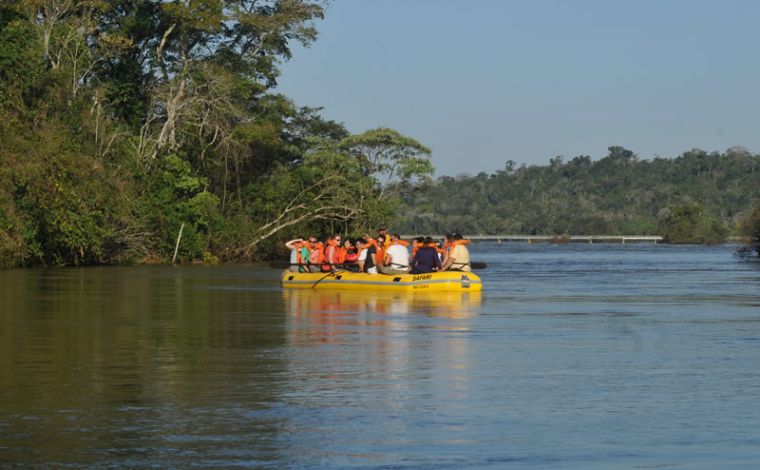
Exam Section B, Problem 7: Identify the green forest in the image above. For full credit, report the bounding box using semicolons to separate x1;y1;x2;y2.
1;1;759;269
0;1;433;268
398;147;760;246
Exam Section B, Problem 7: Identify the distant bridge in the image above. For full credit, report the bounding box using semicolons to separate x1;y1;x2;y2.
401;235;663;244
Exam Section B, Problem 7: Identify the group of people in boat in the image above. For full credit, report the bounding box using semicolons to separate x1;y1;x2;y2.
285;227;471;275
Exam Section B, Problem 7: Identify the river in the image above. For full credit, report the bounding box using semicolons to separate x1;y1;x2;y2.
1;243;759;468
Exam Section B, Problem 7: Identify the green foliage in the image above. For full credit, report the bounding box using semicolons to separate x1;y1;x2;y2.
340;127;434;191
0;0;355;268
740;205;760;242
398;146;760;241
237;136;392;252
657;203;728;245
738;205;760;259
0;119;127;266
0;18;46;113
137;155;222;262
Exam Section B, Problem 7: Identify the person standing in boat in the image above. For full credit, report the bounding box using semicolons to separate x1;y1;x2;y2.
441;232;471;272
410;236;442;274
378;234;410;274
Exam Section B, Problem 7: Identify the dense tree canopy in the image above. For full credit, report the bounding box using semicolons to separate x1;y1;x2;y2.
397;146;760;244
0;0;431;267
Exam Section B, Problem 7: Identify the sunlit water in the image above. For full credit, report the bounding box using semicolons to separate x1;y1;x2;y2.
1;243;760;468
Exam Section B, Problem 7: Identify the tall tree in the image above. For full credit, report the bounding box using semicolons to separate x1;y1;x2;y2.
340;127;433;201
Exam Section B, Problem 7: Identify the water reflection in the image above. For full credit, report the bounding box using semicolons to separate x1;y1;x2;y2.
284;289;482;319
0;267;291;467
3;247;760;468
282;289;482;377
279;288;483;460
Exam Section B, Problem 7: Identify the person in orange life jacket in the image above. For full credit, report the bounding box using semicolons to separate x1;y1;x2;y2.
284;238;310;272
411;237;425;258
440;233;456;263
410;236;442;274
338;238;352;264
307;237;323;272
378;233;410;275
343;238;358;263
322;234;342;272
441;232;471;272
366;226;391;250
362;235;382;274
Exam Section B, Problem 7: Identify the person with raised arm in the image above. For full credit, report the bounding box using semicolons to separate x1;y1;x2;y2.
284;238;311;272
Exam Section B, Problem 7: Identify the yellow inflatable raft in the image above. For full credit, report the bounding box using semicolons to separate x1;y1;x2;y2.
280;270;482;292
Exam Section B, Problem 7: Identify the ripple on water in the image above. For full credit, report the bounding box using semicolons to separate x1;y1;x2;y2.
1;246;760;468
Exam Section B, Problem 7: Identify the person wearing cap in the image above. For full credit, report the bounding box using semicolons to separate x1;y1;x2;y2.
441;232;471;272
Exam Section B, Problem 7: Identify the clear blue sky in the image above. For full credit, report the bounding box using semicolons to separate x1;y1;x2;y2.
276;0;760;176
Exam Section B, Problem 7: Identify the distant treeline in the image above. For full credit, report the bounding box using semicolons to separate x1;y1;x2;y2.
397;146;760;244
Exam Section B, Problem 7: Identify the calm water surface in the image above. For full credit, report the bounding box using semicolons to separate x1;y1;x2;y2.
1;243;760;468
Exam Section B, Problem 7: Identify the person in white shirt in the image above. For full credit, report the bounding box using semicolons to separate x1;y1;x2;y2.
378;234;410;274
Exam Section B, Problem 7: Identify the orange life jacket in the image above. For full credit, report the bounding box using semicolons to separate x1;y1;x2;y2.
325;239;339;260
412;240;422;257
336;246;347;264
309;242;324;264
320;240;340;271
324;240;346;265
344;249;358;263
442;239;469;258
444;239;470;260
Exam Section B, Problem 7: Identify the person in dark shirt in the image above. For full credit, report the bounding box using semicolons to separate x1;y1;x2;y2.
362;237;379;274
410;236;442;274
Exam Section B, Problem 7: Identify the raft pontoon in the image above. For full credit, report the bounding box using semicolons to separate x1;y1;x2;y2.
281;270;482;292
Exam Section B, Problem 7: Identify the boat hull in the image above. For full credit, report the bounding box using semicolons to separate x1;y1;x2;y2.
280;270;482;292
